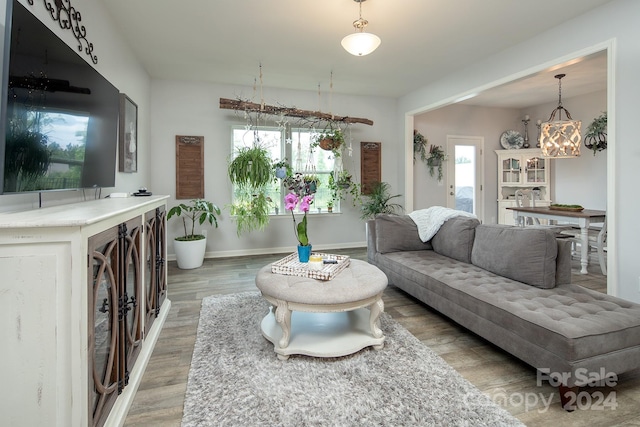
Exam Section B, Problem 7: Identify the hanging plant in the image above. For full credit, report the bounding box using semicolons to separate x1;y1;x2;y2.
583;112;607;155
413;130;428;163
311;124;345;159
272;158;293;181
228;146;273;235
229;192;271;236
228;146;273;187
427;145;447;181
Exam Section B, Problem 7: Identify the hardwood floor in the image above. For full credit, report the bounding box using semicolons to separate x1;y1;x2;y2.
124;249;640;426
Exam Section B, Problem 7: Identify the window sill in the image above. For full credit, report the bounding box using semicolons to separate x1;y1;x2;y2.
271;211;341;217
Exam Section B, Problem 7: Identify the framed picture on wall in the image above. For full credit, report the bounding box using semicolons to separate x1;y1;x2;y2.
119;94;138;173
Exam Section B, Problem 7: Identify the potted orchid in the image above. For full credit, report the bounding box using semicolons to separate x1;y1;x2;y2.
284;173;315;262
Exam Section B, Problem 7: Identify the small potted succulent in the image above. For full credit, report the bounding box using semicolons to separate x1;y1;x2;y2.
168;199;221;269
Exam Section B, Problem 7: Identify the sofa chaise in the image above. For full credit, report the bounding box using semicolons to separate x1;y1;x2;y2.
366;214;640;409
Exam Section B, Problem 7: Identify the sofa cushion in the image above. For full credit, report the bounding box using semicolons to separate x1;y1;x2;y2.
375;214;432;253
431;216;479;263
471;224;557;289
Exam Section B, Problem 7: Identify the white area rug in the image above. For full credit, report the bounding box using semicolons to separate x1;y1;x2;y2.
182;292;523;426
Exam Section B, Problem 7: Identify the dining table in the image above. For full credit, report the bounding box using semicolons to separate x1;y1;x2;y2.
506;206;606;274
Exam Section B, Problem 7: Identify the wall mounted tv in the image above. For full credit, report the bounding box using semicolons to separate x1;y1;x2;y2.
0;0;119;194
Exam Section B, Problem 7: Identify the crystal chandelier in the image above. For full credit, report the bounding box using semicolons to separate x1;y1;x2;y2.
341;0;381;56
540;74;581;158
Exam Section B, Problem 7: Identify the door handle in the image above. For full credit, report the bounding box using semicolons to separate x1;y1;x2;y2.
450;192;454;196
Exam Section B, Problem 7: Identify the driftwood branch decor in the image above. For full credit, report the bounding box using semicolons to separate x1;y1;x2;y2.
219;98;373;126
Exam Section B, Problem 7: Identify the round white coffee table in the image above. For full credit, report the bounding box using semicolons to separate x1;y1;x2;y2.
255;259;388;360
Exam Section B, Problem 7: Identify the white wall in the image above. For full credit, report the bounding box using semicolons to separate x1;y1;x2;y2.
399;0;639;302
413;104;523;223
150;80;399;257
0;0;151;211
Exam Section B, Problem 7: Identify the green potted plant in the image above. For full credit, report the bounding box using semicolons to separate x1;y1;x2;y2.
313;128;345;157
584;112;607;155
360;181;403;220
328;170;361;207
168;199;221;269
426;145;447;181
273;158;293;181
228;145;273;235
303;174;320;193
336;170;352;188
327;200;334;213
229;192;271;236
413;130;428;163
228;146;273;188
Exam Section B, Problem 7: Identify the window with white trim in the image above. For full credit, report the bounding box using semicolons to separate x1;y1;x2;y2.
231;126;337;213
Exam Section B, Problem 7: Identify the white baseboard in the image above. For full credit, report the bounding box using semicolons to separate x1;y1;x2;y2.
166;241;367;261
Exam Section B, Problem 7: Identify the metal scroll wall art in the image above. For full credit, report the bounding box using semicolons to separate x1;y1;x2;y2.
27;0;98;64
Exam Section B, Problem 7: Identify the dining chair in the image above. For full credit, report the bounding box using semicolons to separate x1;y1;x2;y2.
561;217;608;275
514;190;574;237
514;189;542;226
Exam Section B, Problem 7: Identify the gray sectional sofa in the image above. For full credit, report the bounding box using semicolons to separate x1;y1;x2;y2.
367;214;640;409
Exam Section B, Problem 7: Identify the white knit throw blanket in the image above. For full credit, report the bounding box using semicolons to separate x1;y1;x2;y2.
408;206;477;242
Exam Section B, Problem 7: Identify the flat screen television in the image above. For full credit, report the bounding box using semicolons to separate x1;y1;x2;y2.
0;0;119;194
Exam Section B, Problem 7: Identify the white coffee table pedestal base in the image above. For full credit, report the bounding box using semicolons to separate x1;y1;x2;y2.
255;259;388;360
261;303;385;360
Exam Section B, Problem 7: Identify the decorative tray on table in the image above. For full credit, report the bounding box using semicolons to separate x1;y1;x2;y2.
549;204;584;212
271;252;350;281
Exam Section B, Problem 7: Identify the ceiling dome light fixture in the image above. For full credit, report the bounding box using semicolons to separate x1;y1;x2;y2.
341;0;381;56
540;73;582;158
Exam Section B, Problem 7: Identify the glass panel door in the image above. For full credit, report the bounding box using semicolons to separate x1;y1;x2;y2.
446;136;484;219
88;228;119;427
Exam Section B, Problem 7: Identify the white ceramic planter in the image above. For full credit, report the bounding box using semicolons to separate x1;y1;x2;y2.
174;237;207;269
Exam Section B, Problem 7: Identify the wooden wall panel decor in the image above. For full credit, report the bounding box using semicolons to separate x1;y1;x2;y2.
176;135;204;199
360;142;381;195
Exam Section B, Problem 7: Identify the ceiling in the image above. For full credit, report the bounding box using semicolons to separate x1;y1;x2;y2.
100;0;611;107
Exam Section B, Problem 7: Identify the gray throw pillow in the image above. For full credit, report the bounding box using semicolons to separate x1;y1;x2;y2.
375;214;432;253
471;224;558;289
430;217;480;263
